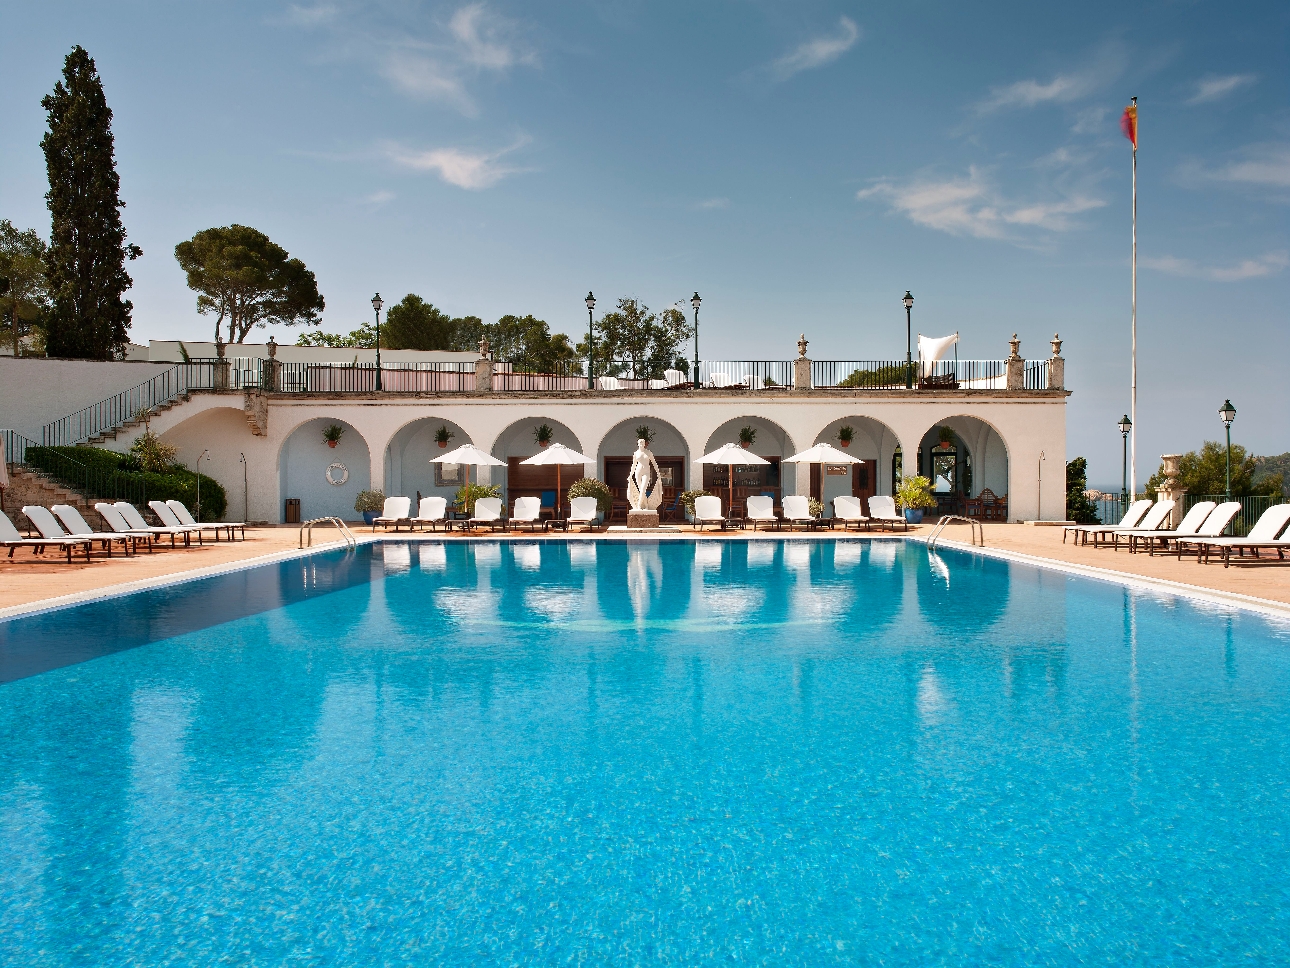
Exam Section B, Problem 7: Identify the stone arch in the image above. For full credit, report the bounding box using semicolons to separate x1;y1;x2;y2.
910;414;1011;515
383;416;475;505
488;417;589;511
593;415;692;499
277;416;371;523
156;405;257;522
809;414;904;505
701;415;799;509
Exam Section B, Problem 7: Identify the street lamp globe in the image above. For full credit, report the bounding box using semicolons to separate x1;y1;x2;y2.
902;291;914;310
1219;400;1236;427
1118;414;1132;436
691;292;701;310
585;292;596;311
371;293;383;313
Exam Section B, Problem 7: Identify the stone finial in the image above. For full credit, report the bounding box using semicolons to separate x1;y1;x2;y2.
266;335;277;359
1160;454;1182;482
478;336;491;360
797;334;809;359
1050;333;1063;358
1007;334;1021;361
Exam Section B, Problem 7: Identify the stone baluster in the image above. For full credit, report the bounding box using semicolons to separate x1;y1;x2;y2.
793;334;812;391
475;336;494;393
1047;333;1064;390
1005;334;1025;390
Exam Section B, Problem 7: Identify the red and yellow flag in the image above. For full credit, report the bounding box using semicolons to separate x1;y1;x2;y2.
1120;102;1138;149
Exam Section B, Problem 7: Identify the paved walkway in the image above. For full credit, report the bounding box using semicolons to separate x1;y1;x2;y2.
2;521;1287;613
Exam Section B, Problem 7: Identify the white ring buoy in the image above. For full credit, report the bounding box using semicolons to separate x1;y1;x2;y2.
326;462;349;486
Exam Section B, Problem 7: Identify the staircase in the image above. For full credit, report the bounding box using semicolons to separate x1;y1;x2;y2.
42;362;215;447
2;466;106;532
85;392;191;446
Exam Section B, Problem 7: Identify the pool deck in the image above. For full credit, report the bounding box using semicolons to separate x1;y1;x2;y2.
2;521;1289;615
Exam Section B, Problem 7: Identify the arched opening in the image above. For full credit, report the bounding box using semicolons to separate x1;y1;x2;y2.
702;417;796;515
595;416;691;517
913;415;1010;520
158;406;256;522
384;417;474;507
810;415;902;513
489;418;588;517
277;417;371;523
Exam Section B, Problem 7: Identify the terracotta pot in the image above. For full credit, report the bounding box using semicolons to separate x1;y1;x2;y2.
839;439;850;448
539;439;549;447
437;440;447;448
327;440;338;448
740;441;750;449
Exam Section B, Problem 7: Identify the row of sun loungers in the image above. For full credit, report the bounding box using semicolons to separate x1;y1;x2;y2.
1;501;246;563
1063;499;1290;566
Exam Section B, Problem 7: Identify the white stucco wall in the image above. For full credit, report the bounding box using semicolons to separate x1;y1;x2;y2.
0;358;173;439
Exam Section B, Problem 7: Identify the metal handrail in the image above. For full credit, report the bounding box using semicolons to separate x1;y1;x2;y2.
299;516;357;549
927;514;984;549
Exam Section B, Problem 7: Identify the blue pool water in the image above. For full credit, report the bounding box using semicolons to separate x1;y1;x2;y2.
2;539;1289;965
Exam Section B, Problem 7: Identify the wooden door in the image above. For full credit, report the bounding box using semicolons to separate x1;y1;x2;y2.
852;460;876;504
809;463;822;501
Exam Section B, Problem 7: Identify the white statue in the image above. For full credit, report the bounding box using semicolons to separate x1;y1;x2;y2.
627;438;663;511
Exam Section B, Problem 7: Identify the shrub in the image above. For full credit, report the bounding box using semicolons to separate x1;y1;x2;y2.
808;498;824;517
837;363;906;388
454;482;501;514
23;445;226;520
895;475;936;510
1065;458;1100;524
567;477;612;514
354;489;385;513
679;489;709;515
130;430;179;472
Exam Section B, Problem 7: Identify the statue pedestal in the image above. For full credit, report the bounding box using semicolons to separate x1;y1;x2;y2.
627;510;660;529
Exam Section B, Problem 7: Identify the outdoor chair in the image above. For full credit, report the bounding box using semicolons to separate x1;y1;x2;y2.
782;495;819;530
93;503;159;553
659;494;684;523
148;501;212;543
706;372;732;388
692;495;728;531
833;495;871;531
410;496;449;531
26;505;122;558
510;496;545;532
663;369;688;387
53;504;147;556
467;497;505;531
1063;499;1152;545
121;502;197;546
568;496;600;531
1169;502;1242;560
867;495;909;531
1184;503;1290;567
597;376;622;390
0;509;93;562
371;496;413;531
167;500;245;540
1123;500;1215;555
1109;499;1176;550
744;495;778;531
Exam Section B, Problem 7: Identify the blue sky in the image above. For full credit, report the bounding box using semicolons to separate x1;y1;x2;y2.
1;1;1286;486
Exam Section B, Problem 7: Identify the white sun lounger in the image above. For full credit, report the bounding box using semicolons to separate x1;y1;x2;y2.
510;496;545;532
1;509;93;562
692;495;728;531
867;495;909;532
147;501;209;543
833;495;871;531
52;504;145;556
567;496;599;531
1185;503;1290;567
118;502;196;546
1108;499;1176;550
1124;500;1215;555
1169;502;1242;560
92;503;159;553
410;496;449;531
782;495;820;530
467;497;505;531
371;496;413;531
663;369;688;387
166;500;246;540
744;495;778;531
1063;499;1152;545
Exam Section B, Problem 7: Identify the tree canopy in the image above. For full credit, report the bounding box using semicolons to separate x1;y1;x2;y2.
382;294;460;350
1147;441;1283;497
174;224;324;343
0;220;51;355
1065;457;1099;523
296;323;378;348
41;46;141;359
576;297;692;378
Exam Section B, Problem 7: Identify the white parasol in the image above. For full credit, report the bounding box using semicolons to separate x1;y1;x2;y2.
429;443;505;489
918;332;959;378
695;442;770;514
520;443;595;519
784;442;862;465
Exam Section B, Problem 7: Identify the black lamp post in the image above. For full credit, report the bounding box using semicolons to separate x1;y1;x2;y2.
371;293;384;391
1118;414;1132;512
585;292;596;390
1219;399;1236;500
902;291;914;389
691;292;702;389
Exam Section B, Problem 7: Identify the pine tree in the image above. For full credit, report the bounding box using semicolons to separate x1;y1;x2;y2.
41;46;141;359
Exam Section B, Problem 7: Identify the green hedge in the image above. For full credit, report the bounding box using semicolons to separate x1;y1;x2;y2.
24;446;227;521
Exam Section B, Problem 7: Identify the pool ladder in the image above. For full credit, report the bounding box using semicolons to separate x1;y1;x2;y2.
927;515;984;549
299;517;357;550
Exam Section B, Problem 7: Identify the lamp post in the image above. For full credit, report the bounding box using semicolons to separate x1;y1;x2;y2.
1219;399;1236;500
1118;414;1132;513
691;292;702;389
371;293;384;391
902;291;914;389
196;449;209;521
585;292;596;390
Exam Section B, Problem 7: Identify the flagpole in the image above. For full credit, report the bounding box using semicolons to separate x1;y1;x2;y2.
1130;96;1138;500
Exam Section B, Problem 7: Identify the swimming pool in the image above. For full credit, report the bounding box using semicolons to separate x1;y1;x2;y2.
2;539;1288;964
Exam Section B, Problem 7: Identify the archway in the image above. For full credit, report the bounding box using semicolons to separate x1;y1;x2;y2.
702;416;797;513
595;416;691;513
384;416;474;507
278;417;371;522
809;415;902;512
913;415;1010;519
158;405;257;522
489;417;588;516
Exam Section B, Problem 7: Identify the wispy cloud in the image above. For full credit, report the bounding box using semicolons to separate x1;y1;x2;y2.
449;3;533;70
769;16;859;81
1143;250;1288;282
857;166;1104;242
1208;143;1290;188
283;3;337;27
381;48;475;111
363;190;395;205
1187;73;1256;105
974;42;1125;114
386;136;530;189
696;197;730;210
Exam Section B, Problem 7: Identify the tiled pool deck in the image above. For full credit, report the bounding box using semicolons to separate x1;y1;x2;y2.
3;522;1289;617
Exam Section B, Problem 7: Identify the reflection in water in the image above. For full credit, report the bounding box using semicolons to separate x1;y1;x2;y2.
747;542;775;568
833;542;863;568
569;542;596;569
472;543;501;569
783;543;810;572
513;544;542;572
868;541;897;569
694;542;723;570
383;544;412;575
419;543;447;572
927;550;950;586
916;662;955;727
626;546;663;624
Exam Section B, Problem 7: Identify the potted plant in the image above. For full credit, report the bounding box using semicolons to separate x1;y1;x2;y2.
322;424;345;448
896;475;936;524
635;424;655;444
453;482;502;515
354;489;385;525
836;425;854;448
808;497;825;519
738;426;756;449
533;423;554;448
434;425;455;448
679;489;709;523
937;426;955;450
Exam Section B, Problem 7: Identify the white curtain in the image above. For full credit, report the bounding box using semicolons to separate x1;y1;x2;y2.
918;333;959;377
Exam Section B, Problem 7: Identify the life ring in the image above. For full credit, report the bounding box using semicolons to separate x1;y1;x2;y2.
326;462;349;486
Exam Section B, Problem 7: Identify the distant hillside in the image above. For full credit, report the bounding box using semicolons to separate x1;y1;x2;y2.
1253;452;1290;495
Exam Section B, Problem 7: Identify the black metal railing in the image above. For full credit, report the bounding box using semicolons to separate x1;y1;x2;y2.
41;363;215;446
2;429;37;468
495;360;589;391
1184;493;1285;538
695;361;793;389
813;361;911;389
19;445;149;505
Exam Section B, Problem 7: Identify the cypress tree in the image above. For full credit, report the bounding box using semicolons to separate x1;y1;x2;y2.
41;46;141;359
